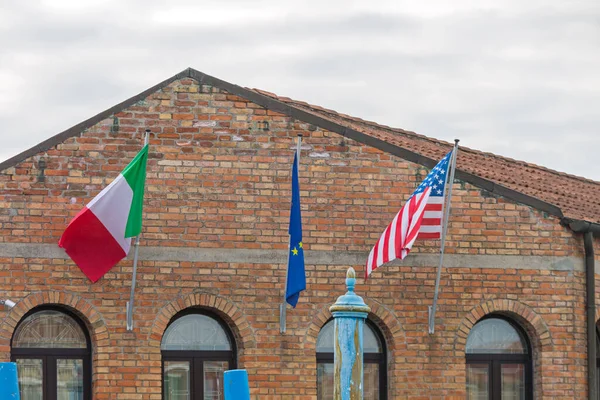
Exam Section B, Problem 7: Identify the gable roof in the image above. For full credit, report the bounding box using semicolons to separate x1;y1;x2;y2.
1;67;599;231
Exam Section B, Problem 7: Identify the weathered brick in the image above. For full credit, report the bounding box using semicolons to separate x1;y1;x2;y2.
0;77;594;399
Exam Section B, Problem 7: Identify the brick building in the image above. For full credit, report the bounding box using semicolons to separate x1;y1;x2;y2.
1;68;599;399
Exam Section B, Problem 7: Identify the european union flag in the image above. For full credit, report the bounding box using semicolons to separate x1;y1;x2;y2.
285;151;305;307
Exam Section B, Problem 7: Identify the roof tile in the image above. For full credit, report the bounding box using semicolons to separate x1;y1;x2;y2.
2;68;598;225
255;89;600;224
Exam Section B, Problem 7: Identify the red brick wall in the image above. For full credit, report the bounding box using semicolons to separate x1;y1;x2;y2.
0;78;594;399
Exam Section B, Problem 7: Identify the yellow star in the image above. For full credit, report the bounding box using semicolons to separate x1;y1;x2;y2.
299;242;303;248
291;247;298;256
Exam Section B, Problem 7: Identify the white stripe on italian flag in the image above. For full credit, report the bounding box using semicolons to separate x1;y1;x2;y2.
59;145;148;282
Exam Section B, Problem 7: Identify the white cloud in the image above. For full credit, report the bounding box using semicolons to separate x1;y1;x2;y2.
0;0;599;181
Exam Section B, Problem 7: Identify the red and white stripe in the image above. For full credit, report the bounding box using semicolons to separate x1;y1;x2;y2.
366;187;442;278
417;195;444;239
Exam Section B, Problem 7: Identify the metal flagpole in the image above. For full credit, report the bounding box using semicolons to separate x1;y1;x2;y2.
428;139;459;334
126;129;150;331
280;134;302;334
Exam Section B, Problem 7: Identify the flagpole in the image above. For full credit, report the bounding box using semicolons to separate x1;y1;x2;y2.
280;134;302;334
126;129;150;331
428;139;459;334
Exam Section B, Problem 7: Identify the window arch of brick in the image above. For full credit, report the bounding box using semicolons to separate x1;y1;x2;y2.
0;291;110;385
304;298;406;398
148;292;256;364
455;299;553;397
304;299;404;352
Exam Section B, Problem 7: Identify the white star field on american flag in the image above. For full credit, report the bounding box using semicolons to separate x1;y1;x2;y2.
412;152;451;198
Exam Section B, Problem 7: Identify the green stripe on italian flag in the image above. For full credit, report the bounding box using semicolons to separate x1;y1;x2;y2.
59;145;148;282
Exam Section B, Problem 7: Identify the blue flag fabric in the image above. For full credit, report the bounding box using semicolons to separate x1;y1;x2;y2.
285;151;306;307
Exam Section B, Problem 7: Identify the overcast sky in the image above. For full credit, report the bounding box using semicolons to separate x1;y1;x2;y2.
1;0;599;180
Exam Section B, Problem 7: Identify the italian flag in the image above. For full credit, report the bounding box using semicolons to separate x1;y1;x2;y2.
59;145;148;282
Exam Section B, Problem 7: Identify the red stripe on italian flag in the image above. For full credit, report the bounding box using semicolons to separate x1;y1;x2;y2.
59;145;148;282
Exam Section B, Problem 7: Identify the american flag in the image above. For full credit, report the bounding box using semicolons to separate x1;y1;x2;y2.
366;151;453;278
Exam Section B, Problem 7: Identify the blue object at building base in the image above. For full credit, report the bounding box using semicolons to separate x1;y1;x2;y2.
0;362;20;399
224;369;250;400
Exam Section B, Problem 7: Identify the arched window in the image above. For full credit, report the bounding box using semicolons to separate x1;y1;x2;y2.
11;307;91;399
316;319;387;400
161;310;236;400
466;316;532;400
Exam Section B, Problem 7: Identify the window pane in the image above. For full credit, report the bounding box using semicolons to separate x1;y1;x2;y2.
204;361;227;400
161;314;231;351
467;364;489;400
501;364;525;400
364;363;380;400
317;362;334;400
13;310;87;348
16;358;43;400
317;362;379;399
316;321;335;353
317;320;382;353
466;319;527;354
164;361;190;400
57;359;84;400
364;325;382;353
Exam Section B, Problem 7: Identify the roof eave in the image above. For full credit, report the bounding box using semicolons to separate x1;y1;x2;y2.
0;67;576;231
0;69;191;172
563;218;600;236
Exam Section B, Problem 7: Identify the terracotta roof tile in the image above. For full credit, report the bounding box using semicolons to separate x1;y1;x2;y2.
253;89;600;224
3;69;597;226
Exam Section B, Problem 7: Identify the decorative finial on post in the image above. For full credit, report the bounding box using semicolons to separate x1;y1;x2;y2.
346;267;356;292
329;267;371;399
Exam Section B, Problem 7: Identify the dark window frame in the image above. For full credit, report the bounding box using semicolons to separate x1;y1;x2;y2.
10;305;92;400
316;319;388;400
465;315;533;400
161;308;237;400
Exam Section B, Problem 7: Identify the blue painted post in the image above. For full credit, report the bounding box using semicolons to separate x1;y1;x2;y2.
329;267;371;400
224;369;250;400
0;362;20;399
